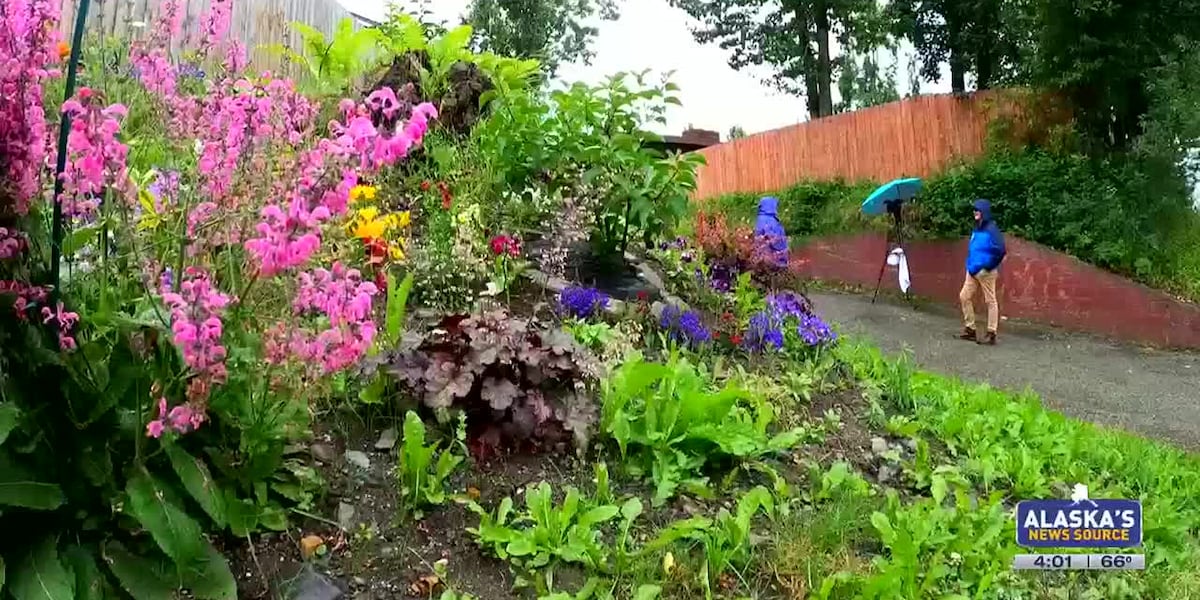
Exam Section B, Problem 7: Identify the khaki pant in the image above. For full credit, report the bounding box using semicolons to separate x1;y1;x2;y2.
960;269;999;333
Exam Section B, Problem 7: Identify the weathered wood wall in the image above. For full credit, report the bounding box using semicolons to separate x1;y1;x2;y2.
57;0;358;76
693;92;1016;200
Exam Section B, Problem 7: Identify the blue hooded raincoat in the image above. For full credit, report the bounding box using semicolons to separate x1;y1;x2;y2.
754;196;789;267
966;199;1007;276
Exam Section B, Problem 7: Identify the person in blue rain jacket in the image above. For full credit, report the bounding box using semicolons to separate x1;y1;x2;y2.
959;199;1007;345
754;196;789;268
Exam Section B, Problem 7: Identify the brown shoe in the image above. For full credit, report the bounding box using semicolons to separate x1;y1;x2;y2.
958;327;977;341
978;331;996;345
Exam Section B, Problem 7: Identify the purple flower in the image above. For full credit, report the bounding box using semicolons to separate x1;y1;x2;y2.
558;286;610;319
767;291;813;318
160;267;174;293
147;169;180;207
742;311;784;353
659;304;711;348
797;313;837;346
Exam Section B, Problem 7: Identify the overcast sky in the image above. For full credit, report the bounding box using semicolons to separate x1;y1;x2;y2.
336;0;951;137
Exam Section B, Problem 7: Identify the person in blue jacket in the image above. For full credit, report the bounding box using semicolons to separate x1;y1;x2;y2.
754;196;788;269
959;199;1007;345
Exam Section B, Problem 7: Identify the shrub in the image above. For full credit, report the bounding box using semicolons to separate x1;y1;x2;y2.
385;309;600;450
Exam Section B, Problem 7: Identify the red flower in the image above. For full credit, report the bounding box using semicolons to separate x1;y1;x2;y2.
721;311;734;322
730;334;743;345
637;290;649;302
489;235;521;257
374;270;387;290
420;180;431;191
442;195;452;210
364;237;388;265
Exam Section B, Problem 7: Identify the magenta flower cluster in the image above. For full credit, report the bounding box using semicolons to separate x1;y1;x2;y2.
285;262;380;374
161;268;232;404
0;227;27;259
0;0;62;214
59;90;131;220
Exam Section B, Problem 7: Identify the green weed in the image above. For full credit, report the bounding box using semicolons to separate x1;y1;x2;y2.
396;411;466;519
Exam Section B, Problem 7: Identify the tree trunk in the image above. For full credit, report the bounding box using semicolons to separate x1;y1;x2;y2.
815;2;834;117
949;50;967;94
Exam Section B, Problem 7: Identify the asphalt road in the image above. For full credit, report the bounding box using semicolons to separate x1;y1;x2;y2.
810;291;1200;450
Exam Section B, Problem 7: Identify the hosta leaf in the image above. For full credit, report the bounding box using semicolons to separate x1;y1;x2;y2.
0;456;64;510
10;538;73;600
124;471;206;566
179;543;236;600
0;403;21;446
62;546;104;600
102;542;180;600
164;443;227;527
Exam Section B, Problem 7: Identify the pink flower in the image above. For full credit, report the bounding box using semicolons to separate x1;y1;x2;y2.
161;269;231;400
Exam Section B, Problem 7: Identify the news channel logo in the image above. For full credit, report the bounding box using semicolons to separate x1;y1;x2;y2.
1015;484;1142;548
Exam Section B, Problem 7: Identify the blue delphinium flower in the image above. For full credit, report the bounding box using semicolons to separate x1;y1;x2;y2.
767;291;813;318
558;286;610;319
742;310;784;353
659;304;711;348
797;312;837;346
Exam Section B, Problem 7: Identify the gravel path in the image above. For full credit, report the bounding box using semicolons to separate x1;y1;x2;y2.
810;291;1200;450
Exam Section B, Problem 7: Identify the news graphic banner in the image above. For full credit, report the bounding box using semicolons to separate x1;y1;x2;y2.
1012;484;1144;571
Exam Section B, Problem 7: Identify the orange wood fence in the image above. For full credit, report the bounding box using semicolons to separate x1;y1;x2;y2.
693;92;1015;200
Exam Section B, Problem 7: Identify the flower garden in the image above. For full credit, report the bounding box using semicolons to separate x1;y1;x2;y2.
1;2;1199;599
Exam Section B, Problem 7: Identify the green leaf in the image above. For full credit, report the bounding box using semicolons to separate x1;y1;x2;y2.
930;474;948;505
0;457;65;510
0;555;5;593
0;403;20;446
869;512;895;542
164;443;227;527
10;538;74;600
124;471;206;566
102;542;180;600
179;543;236;600
633;584;663;600
385;272;414;344
62;547;103;600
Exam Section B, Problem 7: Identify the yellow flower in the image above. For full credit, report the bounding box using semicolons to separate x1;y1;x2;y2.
353;219;387;240
396;211;411;228
350;185;377;202
356;206;379;222
389;245;405;261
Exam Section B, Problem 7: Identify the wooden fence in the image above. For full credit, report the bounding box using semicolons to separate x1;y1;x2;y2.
692;91;1017;201
57;0;357;77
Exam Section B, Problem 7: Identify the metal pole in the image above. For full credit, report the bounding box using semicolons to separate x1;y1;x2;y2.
50;0;93;296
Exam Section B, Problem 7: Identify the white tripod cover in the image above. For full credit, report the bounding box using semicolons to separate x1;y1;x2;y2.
887;247;911;293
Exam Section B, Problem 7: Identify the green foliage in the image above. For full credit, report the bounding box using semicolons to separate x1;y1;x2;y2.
564;320;615;354
699;179;878;240
646;486;776;599
599;352;803;505
474;72;706;259
386;309;600;449
268;18;386;95
465;481;624;594
396;411;466;519
467;0;620;77
888;0;1026;93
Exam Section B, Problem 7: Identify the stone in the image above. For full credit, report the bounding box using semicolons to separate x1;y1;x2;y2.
352;577;367;587
870;437;889;455
337;502;357;531
374;428;398;451
877;464;898;484
281;565;343;600
345;450;370;470
902;438;919;453
310;443;337;464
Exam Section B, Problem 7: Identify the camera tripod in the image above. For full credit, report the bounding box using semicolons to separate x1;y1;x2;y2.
871;199;910;304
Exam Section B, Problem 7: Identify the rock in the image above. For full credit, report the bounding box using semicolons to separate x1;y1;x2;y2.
870;437;889;455
337;502;357;531
902;438;918;453
345;450;370;470
877;464;898;484
300;535;325;560
310;443;337;464
281;565;343;600
352;577;367;587
374;428;398;451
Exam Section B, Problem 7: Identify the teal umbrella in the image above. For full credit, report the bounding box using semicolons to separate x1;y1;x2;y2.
861;178;923;216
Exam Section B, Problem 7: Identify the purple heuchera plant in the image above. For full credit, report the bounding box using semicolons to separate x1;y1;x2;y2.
659;304;711;348
558;286;610;319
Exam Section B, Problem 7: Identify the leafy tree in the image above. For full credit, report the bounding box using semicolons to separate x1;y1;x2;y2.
1031;0;1200;152
466;0;620;77
836;50;900;112
667;0;886;119
888;0;1026;94
727;125;747;140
